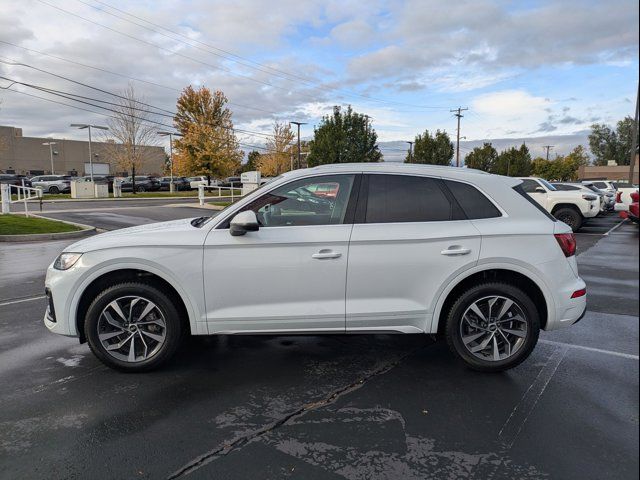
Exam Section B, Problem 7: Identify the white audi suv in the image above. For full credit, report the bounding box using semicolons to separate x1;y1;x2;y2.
44;164;587;372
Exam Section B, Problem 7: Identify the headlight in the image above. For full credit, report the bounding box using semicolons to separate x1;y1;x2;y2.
54;252;83;270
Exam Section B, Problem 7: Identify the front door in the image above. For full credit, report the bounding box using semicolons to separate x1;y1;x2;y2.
203;174;358;333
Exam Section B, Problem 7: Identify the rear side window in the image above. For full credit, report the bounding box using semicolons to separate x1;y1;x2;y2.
513;184;557;221
593;182;607;189
444;180;501;219
365;174;453;223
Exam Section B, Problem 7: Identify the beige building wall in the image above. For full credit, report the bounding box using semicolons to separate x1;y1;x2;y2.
0;125;166;176
578;158;639;184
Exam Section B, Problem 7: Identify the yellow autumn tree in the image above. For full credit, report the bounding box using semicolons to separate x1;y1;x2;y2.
172;86;243;180
256;122;295;176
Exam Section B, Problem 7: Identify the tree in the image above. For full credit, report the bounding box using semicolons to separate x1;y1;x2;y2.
532;145;590;181
494;143;532;176
242;150;261;173
256;122;295;176
588;116;638;165
307;106;382;166
464;142;498;172
104;84;159;193
405;129;454;165
172;86;243;183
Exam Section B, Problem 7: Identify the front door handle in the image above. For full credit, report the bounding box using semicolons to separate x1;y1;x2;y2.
441;246;471;256
312;249;342;260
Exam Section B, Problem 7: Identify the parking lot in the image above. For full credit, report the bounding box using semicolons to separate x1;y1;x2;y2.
0;207;637;479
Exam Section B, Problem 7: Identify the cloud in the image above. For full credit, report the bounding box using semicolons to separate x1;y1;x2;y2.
472;90;550;117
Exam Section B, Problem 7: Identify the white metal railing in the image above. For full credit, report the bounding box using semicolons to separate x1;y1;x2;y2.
1;183;43;217
197;183;242;206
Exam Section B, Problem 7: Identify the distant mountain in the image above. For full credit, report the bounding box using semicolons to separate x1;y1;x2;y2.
379;132;590;163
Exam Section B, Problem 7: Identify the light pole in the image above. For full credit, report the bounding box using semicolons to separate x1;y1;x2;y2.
42;141;57;174
406;141;414;163
290;121;307;169
158;131;182;193
70;124;108;181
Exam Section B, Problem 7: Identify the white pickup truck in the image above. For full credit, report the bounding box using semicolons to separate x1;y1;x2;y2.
518;177;599;231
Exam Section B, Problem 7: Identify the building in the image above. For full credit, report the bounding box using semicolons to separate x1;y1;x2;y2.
0;125;167;176
578;157;639;184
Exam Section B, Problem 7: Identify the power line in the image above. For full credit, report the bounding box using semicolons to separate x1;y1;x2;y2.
0;40;282;116
2;86;281;154
78;0;451;111
37;0;450;112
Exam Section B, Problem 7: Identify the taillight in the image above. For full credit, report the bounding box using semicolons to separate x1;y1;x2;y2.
616;191;622;203
554;233;576;257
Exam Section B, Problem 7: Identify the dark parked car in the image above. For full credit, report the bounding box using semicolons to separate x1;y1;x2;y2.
159;176;190;191
0;174;32;188
119;176;161;192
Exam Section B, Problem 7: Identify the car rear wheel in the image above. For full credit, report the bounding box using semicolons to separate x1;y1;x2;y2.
445;282;540;372
85;282;183;372
136;186;146;192
553;207;582;232
49;185;60;194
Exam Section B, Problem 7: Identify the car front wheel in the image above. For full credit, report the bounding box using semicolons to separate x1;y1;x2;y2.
445;282;540;372
553;207;582;232
49;185;59;194
85;282;183;372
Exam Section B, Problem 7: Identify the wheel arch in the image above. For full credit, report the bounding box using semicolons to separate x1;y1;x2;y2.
551;203;583;217
72;265;200;343
431;264;553;335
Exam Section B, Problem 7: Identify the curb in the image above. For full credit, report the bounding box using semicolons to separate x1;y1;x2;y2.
0;214;97;243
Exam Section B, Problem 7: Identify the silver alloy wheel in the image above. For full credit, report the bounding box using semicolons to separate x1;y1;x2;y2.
97;295;166;363
459;295;528;362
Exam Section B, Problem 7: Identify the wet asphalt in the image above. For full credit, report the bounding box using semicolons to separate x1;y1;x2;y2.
0;206;637;479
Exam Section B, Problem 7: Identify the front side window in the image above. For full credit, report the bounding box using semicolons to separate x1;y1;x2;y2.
222;174;355;228
364;174;453;223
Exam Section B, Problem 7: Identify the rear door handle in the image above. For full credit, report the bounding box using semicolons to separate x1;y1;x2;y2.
312;249;342;260
441;246;471;256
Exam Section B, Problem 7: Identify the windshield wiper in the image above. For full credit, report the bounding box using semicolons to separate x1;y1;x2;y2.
190;216;210;228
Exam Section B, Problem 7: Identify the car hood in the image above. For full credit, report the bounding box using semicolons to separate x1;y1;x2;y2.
65;218;209;252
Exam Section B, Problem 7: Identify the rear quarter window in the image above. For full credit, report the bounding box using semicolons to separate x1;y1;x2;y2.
444;180;501;219
513;184;557;221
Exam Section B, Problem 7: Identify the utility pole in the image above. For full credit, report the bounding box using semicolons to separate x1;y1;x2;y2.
42;141;57;174
451;107;468;167
71;124;109;182
628;81;639;185
543;145;554;161
158;131;183;193
406;141;414;163
290;121;307;169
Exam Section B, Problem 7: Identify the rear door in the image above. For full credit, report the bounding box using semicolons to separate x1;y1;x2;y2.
345;174;481;333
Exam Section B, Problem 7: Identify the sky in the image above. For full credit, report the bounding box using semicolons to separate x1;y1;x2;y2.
0;0;638;162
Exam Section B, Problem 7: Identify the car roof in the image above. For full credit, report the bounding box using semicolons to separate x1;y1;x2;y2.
281;162;519;183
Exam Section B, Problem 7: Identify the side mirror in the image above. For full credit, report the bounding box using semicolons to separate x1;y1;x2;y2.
534;187;546;193
230;210;259;236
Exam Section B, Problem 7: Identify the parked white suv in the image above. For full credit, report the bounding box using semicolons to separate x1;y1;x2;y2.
45;164;587;373
29;175;72;194
518;177;599;231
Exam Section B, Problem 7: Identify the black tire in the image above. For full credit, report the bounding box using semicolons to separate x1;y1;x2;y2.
553;207;583;232
85;282;183;372
49;185;60;194
445;282;540;372
136;186;146;192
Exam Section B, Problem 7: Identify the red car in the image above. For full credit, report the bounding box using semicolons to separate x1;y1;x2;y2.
619;191;639;224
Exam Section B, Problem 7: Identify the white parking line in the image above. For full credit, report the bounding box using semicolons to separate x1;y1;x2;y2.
0;295;46;307
604;219;626;236
540;339;638;360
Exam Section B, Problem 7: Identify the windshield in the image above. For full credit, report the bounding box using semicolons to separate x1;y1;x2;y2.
539;179;557;191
